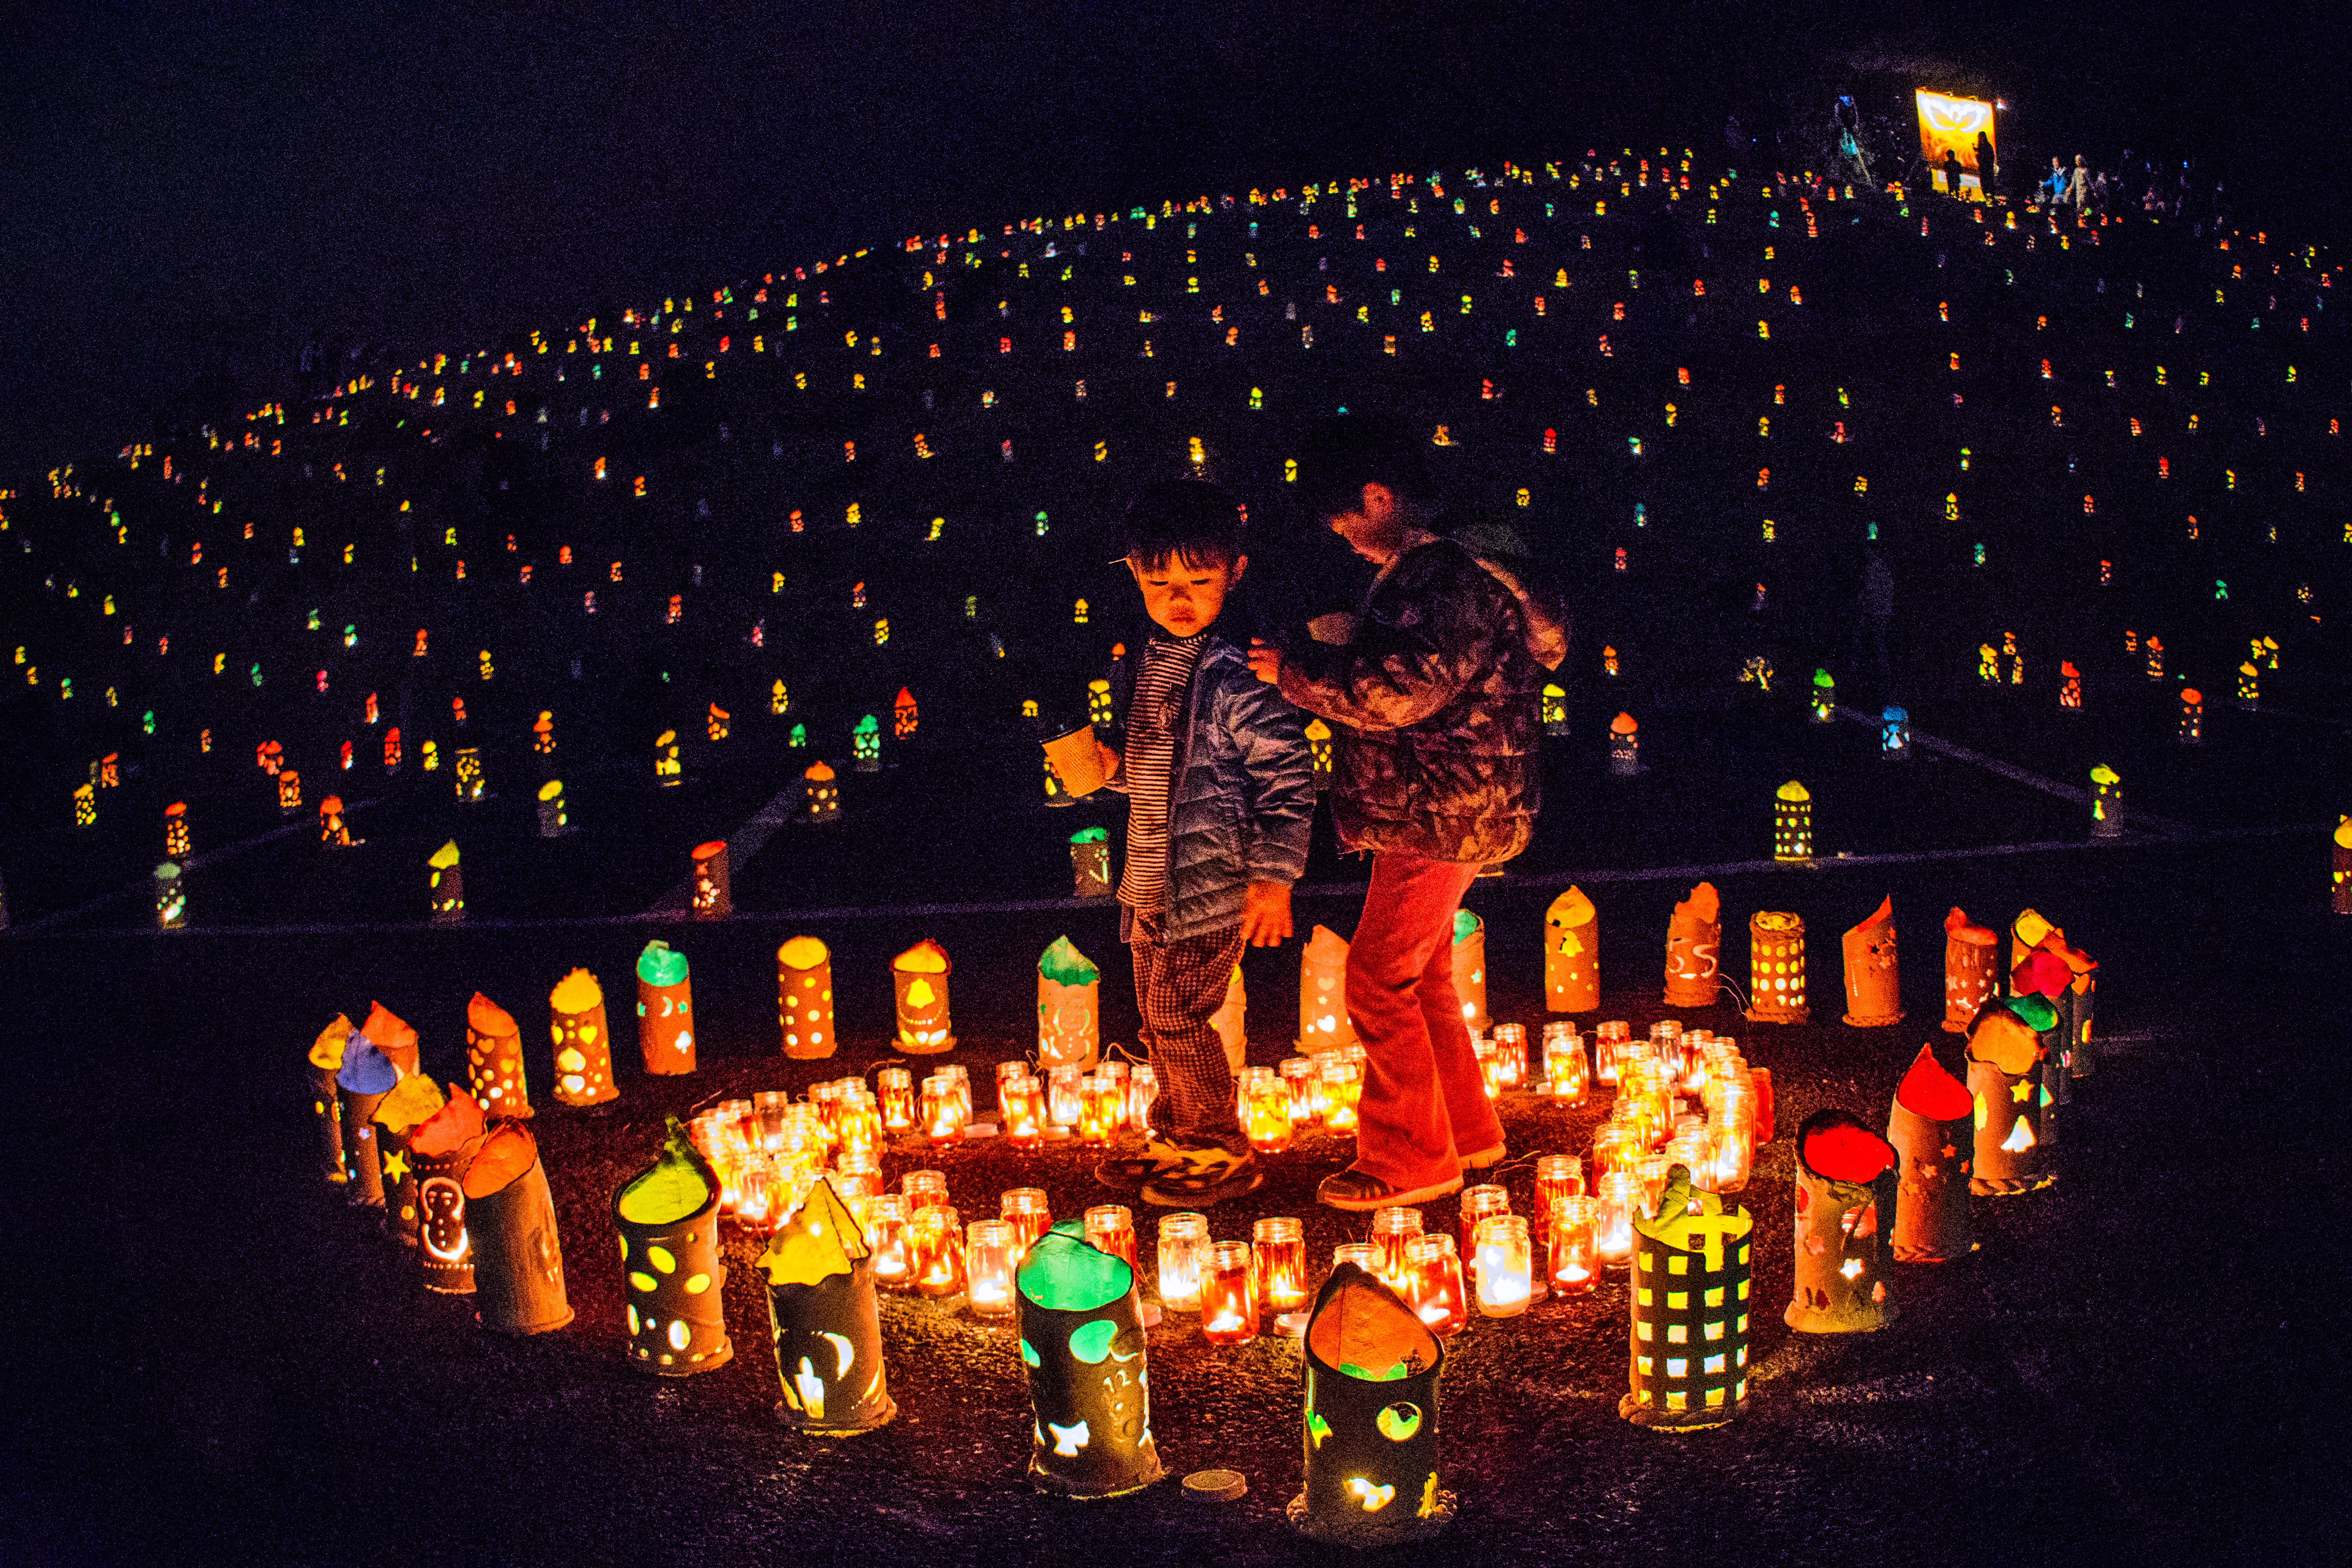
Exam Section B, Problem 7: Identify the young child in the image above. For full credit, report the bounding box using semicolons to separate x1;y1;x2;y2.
1093;480;1314;1207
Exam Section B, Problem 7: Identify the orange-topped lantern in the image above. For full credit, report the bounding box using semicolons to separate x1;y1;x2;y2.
465;991;532;1119
1839;897;1902;1027
1662;882;1720;1008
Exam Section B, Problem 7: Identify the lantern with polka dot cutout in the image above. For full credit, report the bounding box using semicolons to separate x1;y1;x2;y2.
548;969;617;1107
615;1117;732;1374
778;936;836;1059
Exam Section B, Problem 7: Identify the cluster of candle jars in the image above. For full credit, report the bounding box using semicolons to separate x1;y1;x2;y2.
686;1081;886;1232
994;1058;1156;1147
1145;1210;1310;1346
1583;1023;1761;1269
1241;1047;1368;1152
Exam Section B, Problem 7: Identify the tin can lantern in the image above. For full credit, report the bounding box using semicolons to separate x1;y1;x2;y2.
615;1117;732;1373
548;969;617;1106
1619;1165;1752;1430
1069;826;1111;897
1942;907;1999;1031
465;1122;573;1336
336;1033;403;1208
762;1176;896;1433
1786;1110;1897;1333
411;1087;488;1294
1886;1042;1975;1262
1839;896;1903;1027
1451;909;1488;1030
465;991;533;1119
1299;925;1356;1048
1772;780;1813;860
1967;1003;2053;1195
1037;936;1100;1069
1663;881;1720;1008
1746;913;1809;1023
1545;886;1599;1013
356;1003;419;1077
635;941;695;1074
427;839;464;923
308;1014;354;1184
1290;1261;1452;1545
1608;711;1640;775
2177;688;2203;745
690;840;731;917
892;939;954;1053
1017;1224;1163;1497
778;936;835;1058
372;1071;444;1247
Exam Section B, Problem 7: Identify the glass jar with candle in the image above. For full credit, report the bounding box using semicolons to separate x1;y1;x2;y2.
877;1065;916;1133
1252;1217;1308;1314
902;1169;948;1211
1319;1057;1363;1131
1200;1240;1258;1345
1711;1108;1755;1191
1125;1064;1158;1129
734;1153;777;1231
1046;1063;1084;1128
783;1102;826;1159
1278;1057;1320;1126
1078;1074;1122;1145
1472;1032;1501;1099
1370;1205;1425;1293
1156;1212;1209;1311
1000;1188;1052;1254
1459;1183;1511;1257
1533;1154;1584;1252
1595;1020;1631;1085
1472;1214;1533;1316
1405;1232;1470;1336
836;1091;882;1159
1492;1022;1528;1089
866;1193;912;1289
994;1058;1031;1114
833;1156;881;1200
1666;1129;1716;1192
1330;1241;1381;1297
1595;1170;1638;1268
1542;1022;1588;1101
1000;1074;1046;1147
1238;1066;1293;1154
753;1089;793;1151
1084;1204;1138;1270
1636;1154;1675;1215
1548;1196;1599;1296
909;1203;965;1298
919;1074;964;1145
939;1064;973;1124
965;1219;1017;1317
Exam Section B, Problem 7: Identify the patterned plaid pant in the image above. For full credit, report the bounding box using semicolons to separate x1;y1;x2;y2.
1130;917;1248;1155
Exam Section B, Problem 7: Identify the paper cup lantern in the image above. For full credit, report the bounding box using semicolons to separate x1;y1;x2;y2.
336;1033;404;1208
465;1122;573;1335
536;779;570;837
1662;881;1720;1009
616;1118;733;1374
1887;1043;1975;1262
1069;826;1111;898
1015;1223;1162;1498
635;941;695;1074
1289;1262;1453;1546
549;969;618;1106
1786;1111;1897;1333
1305;718;1335;788
1041;726;1107;798
804;760;839;820
427;839;464;923
1037;936;1100;1069
1300;925;1357;1048
1839;896;1902;1027
1541;684;1569;737
778;936;836;1058
892;939;955;1053
308;1014;354;1184
411;1088;487;1294
373;1072;445;1248
1543;886;1599;1012
1608;711;1640;775
2089;764;2122;837
691;840;731;917
1451;909;1488;1031
1619;1165;1752;1430
1746;913;1809;1023
1967;1005;2052;1195
360;1002;421;1076
2023;920;2098;1079
1942;907;1998;1031
154;862;186;928
465;991;533;1119
761;1176;896;1435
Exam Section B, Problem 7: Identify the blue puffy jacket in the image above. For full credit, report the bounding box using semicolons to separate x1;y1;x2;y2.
1107;634;1316;944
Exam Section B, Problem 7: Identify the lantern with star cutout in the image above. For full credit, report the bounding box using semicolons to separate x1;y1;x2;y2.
1967;1003;2053;1195
1015;1223;1162;1498
336;1031;403;1208
1290;1260;1453;1545
1786;1110;1897;1333
1451;909;1488;1031
1662;882;1720;1009
465;1122;573;1335
1619;1165;1753;1430
1942;907;1998;1031
615;1117;732;1374
372;1071;446;1248
760;1176;896;1435
635;940;695;1074
465;991;533;1120
1886;1042;1975;1262
549;969;618;1107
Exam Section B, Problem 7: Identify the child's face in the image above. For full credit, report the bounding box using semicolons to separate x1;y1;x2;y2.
1128;551;1245;639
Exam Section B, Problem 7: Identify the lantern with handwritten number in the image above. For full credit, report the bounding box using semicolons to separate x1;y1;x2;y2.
691;840;731;917
1746;913;1809;1023
616;1117;732;1373
1839;897;1902;1027
1544;887;1598;1012
778;936;836;1058
1037;936;1100;1069
1662;882;1720;1008
550;969;617;1107
893;939;955;1053
636;940;695;1073
1942;907;1998;1031
1967;1004;2052;1195
411;1087;487;1294
308;1014;354;1184
1300;926;1357;1047
466;1122;573;1335
1016;1223;1162;1498
1786;1111;1896;1333
1290;1261;1453;1545
1069;826;1111;897
1886;1042;1975;1262
1619;1165;1752;1429
1451;910;1488;1030
465;992;533;1119
762;1176;896;1435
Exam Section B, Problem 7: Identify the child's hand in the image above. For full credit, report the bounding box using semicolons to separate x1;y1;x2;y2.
1096;739;1120;784
1245;639;1283;685
1240;880;1293;947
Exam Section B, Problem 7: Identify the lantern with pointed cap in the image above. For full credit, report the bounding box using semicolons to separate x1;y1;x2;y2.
466;1122;573;1334
893;939;955;1052
804;760;839;820
1967;1002;2053;1195
635;941;695;1074
465;992;532;1119
1289;1261;1453;1544
1620;1165;1752;1428
1839;897;1902;1027
549;969;617;1107
358;1002;420;1076
427;840;463;923
164;801;190;858
374;1071;445;1247
893;686;918;740
307;1015;354;1183
536;779;570;837
1451;910;1488;1030
1305;719;1335;787
616;1117;731;1373
454;747;485;803
1069;826;1111;897
1942;908;1999;1031
1016;1223;1161;1497
1037;936;1100;1069
1608;712;1640;775
1300;925;1357;1048
1886;1042;1975;1261
411;1087;487;1293
1662;882;1720;1008
2089;764;2122;837
1773;780;1812;860
337;1031;403;1206
1786;1111;1897;1332
690;839;731;917
761;1176;896;1434
778;936;835;1058
1746;912;1809;1023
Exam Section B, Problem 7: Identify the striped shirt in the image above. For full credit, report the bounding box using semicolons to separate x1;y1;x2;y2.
1116;630;1208;915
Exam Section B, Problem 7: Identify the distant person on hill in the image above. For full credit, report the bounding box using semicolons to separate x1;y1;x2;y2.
1974;130;1998;201
2067;156;2090;212
1942;147;1967;198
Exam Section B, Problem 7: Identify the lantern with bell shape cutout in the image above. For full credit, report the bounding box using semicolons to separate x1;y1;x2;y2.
1887;1042;1975;1262
549;968;617;1107
1942;908;1998;1031
690;840;731;917
336;1032;404;1207
804;760;839;820
1662;882;1720;1008
1619;1164;1753;1430
1300;925;1357;1048
635;940;695;1073
427;840;464;922
1746;912;1809;1023
411;1087;487;1294
308;1014;354;1184
778;936;836;1058
1532;886;1593;1014
1786;1111;1897;1332
1069;826;1111;897
762;1176;896;1435
616;1117;732;1374
1840;897;1902;1027
374;1071;445;1247
1037;936;1100;1069
892;939;955;1052
1289;1261;1453;1546
465;1122;573;1334
1967;1003;2052;1195
1016;1223;1162;1498
1451;910;1488;1031
465;991;533;1119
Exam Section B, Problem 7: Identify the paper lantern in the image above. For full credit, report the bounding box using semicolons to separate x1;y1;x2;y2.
1662;882;1719;1008
549;969;617;1107
1042;725;1106;799
307;1015;354;1183
278;768;303;815
2089;764;2122;837
1541;684;1568;737
459;991;531;1119
2059;662;2083;709
1942;908;1998;1031
152;860;186;929
1619;1165;1752;1429
1450;910;1488;1029
1772;780;1812;860
1839;897;1902;1027
892;939;955;1052
454;747;485;803
1035;936;1100;1069
616;1118;732;1373
1016;1223;1163;1498
1810;668;1835;722
427;840;463;923
1745;913;1809;1024
1879;706;1910;760
1289;1262;1452;1545
163;801;190;858
853;715;881;772
778;936;836;1058
1299;926;1356;1047
691;840;731;917
412;1088;487;1294
1305;719;1335;788
465;1122;573;1334
1069;826;1111;897
803;760;839;820
1608;711;1640;775
336;1032;403;1207
2016;912;2098;1081
2177;688;2202;745
1967;1004;2052;1195
1886;1042;1975;1262
635;941;695;1073
373;1071;443;1247
1786;1111;1897;1333
761;1176;896;1434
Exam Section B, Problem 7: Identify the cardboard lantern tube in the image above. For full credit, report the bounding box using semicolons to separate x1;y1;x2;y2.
465;991;533;1120
427;839;464;923
1041;726;1108;798
1839;896;1903;1027
1299;925;1357;1049
1069;826;1111;898
690;839;731;918
1785;1110;1898;1333
360;1001;421;1077
373;1072;446;1248
1289;1261;1454;1545
336;1032;404;1209
465;1122;573;1335
1746;912;1809;1024
635;940;696;1074
1037;936;1101;1070
1544;886;1599;1013
411;1087;488;1294
778;936;836;1058
1886;1042;1975;1263
1661;881;1720;1009
1619;1165;1753;1430
616;1117;733;1374
1016;1223;1162;1497
760;1176;896;1435
892;939;955;1053
2010;946;2075;1102
1967;1004;2053;1196
1942;907;1999;1033
2335;819;2352;915
549;968;618;1107
1451;909;1488;1031
308;1014;355;1184
2014;909;2097;1080
1210;960;1247;1075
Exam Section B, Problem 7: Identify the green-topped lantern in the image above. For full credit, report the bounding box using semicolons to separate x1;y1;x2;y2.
1810;668;1835;723
636;940;695;1074
1069;826;1111;898
615;1117;731;1374
1451;909;1488;1031
1015;1223;1161;1497
1038;936;1101;1069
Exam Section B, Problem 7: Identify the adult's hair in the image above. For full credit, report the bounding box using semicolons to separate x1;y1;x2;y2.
1122;479;1245;570
1290;413;1437;521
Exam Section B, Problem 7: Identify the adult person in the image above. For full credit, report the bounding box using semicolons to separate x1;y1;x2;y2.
1973;130;1998;201
2067;155;2090;212
1245;416;1563;1210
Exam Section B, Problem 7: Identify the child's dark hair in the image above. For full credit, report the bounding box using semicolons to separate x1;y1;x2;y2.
1122;479;1245;570
1291;413;1437;521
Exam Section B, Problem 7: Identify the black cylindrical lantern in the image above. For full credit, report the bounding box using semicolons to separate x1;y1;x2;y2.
615;1117;732;1374
309;1014;354;1185
1069;826;1111;898
335;1034;403;1209
1015;1222;1161;1497
1786;1110;1898;1333
1289;1261;1453;1546
1887;1042;1974;1263
411;1088;486;1294
465;1122;572;1334
759;1176;896;1435
1619;1166;1753;1430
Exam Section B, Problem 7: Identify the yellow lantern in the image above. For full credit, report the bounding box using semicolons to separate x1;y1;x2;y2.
1746;913;1809;1024
1773;780;1812;860
1304;719;1334;790
892;939;955;1053
779;936;836;1058
655;730;682;786
1545;886;1599;1012
1541;684;1568;736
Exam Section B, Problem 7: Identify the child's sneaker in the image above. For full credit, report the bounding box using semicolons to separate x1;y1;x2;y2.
1142;1145;1264;1207
1094;1137;1187;1189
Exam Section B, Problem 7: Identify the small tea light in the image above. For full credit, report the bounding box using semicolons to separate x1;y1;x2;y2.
1000;1188;1052;1254
1252;1216;1308;1312
1157;1212;1209;1311
1084;1204;1138;1270
1548;1195;1599;1295
867;1193;912;1289
965;1219;1017;1316
1200;1240;1258;1345
1473;1214;1532;1316
1405;1232;1469;1336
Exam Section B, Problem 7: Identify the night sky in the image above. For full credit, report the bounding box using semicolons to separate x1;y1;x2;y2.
3;0;2342;483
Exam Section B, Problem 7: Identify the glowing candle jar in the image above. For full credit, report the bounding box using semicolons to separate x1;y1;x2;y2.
1473;1215;1532;1316
1078;1076;1122;1146
1319;1057;1363;1130
941;1063;973;1125
1126;1065;1158;1129
1370;1206;1425;1293
1279;1057;1322;1125
1711;1109;1755;1191
965;1219;1018;1317
909;1205;965;1298
1595;1020;1630;1085
1475;1035;1503;1100
1595;1171;1639;1267
999;1073;1045;1147
1533;1154;1585;1248
1156;1212;1209;1310
903;1169;948;1212
1084;1205;1138;1271
1253;1217;1308;1312
1491;1022;1528;1089
1200;1240;1258;1345
1047;1064;1084;1129
1238;1066;1294;1153
1458;1184;1510;1258
753;1090;792;1151
877;1066;915;1133
867;1194;912;1289
1543;1024;1589;1101
920;1076;965;1145
1548;1196;1600;1295
1000;1189;1052;1255
1405;1233;1470;1336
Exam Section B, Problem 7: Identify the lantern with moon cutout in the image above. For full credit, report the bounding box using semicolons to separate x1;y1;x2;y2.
1785;1110;1897;1333
1746;913;1809;1023
615;1117;732;1374
465;991;533;1120
410;1088;487;1294
336;1033;403;1208
1887;1042;1975;1262
308;1014;353;1184
1069;826;1111;898
1545;886;1599;1013
1038;936;1100;1070
1289;1262;1453;1545
465;1122;573;1335
549;968;617;1107
778;936;836;1058
1451;910;1488;1031
1967;1004;2053;1195
1663;882;1720;1008
1300;926;1357;1049
1943;908;1998;1031
636;941;695;1074
1619;1165;1752;1430
373;1072;445;1248
1016;1223;1162;1498
1840;897;1902;1027
761;1176;896;1435
893;940;955;1053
